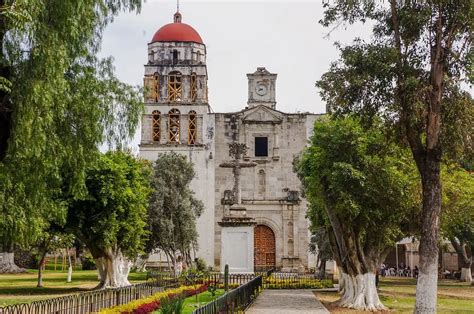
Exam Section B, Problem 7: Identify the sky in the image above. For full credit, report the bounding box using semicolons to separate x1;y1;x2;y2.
100;0;372;149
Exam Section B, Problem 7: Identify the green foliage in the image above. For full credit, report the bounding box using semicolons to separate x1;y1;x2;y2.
263;277;333;290
194;257;207;272
295;116;419;271
0;0;143;251
160;296;185;314
146;152;204;260
207;285;217;297
317;1;473;165
81;254;97;271
66;151;151;260
309;227;332;262
441;165;474;248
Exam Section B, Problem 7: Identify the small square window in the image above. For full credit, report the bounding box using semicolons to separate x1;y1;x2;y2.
255;137;268;157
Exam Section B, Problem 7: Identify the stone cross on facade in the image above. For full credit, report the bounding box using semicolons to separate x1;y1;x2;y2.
219;143;257;205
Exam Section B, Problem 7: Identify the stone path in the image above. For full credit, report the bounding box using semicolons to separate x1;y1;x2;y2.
246;289;330;314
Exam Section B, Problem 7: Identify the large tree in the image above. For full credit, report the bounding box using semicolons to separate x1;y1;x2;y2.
317;1;473;312
441;165;474;283
146;152;204;270
0;1;142;272
296;116;418;311
66;151;151;288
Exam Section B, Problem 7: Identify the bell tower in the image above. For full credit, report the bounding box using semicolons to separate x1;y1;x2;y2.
141;10;210;146
139;9;216;268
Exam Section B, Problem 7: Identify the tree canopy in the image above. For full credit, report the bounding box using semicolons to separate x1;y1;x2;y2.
146;152;204;268
0;0;143;256
66;151;151;288
441;165;474;283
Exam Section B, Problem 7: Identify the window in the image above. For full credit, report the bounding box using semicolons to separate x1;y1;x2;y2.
144;74;159;102
172;50;179;64
255;137;268;157
168;71;182;102
168;109;180;143
152;110;161;142
190;73;197;102
188;110;197;145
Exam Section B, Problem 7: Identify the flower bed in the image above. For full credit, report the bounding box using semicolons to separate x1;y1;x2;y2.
264;276;333;289
99;284;208;314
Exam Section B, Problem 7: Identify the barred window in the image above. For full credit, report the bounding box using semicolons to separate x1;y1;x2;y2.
190;73;197;102
168;109;180;143
188;110;197;145
152;110;161;142
144;74;159;102
168;71;182;102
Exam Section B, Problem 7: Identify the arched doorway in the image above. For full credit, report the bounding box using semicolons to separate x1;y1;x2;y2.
254;225;276;271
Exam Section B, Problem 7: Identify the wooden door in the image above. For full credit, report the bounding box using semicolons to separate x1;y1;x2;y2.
254;225;276;271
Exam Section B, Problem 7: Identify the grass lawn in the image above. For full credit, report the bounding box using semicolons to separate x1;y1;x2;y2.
181;289;225;314
314;277;474;313
152;289;225;314
0;269;147;306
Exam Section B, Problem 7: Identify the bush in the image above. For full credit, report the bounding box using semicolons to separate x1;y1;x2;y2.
81;254;96;270
14;249;40;269
159;296;185;314
263;276;333;289
194;257;207;272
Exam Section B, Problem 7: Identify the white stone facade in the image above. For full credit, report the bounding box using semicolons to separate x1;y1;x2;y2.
139;13;320;271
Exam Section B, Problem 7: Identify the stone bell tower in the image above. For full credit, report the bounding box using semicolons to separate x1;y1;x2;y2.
139;10;216;267
141;10;210;146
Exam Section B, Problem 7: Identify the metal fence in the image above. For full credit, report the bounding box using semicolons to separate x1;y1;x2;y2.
192;275;263;314
148;271;332;290
0;271;331;314
0;280;172;314
148;272;257;287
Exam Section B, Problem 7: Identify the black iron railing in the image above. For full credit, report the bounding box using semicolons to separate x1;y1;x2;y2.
0;280;174;314
192;275;263;314
148;272;257;287
0;271;331;314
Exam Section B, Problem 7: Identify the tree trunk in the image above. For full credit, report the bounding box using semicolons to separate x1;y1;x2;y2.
414;160;442;314
37;253;47;287
460;268;472;283
324;215;387;311
67;249;73;283
451;239;472;283
0;0;13;162
318;259;327;279
94;249;131;289
0;252;26;273
338;272;386;311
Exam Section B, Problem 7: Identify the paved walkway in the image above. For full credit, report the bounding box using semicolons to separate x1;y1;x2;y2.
246;289;329;314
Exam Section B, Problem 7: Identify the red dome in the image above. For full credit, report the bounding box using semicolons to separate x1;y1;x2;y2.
151;22;203;44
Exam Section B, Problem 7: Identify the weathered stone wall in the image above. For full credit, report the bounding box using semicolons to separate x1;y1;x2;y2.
213;106;322;270
140;111;216;266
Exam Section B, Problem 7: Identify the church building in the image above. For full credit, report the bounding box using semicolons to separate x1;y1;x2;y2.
139;11;321;272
